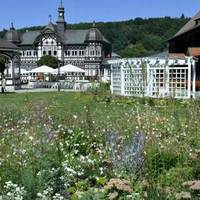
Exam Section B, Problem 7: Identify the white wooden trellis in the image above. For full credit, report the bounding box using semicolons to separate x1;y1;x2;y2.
109;57;196;99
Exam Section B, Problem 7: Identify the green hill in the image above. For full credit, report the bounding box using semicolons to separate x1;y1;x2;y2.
0;16;189;57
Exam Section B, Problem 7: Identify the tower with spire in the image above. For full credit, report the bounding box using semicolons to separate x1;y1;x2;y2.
57;0;66;35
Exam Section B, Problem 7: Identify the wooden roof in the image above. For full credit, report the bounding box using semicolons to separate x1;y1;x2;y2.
187;47;200;56
170;10;200;40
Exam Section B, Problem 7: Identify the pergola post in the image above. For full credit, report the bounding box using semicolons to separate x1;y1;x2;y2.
192;58;196;99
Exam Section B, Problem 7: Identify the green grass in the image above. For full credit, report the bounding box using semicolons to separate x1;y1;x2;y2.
0;92;200;199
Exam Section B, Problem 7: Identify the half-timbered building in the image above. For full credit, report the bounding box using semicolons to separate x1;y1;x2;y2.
4;2;112;79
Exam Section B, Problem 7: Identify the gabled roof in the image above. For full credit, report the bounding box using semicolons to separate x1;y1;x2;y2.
0;38;18;50
44;22;57;32
171;10;200;40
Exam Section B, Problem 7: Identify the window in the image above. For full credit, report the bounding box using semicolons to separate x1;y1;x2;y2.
43;51;46;56
48;51;52;56
54;51;57;56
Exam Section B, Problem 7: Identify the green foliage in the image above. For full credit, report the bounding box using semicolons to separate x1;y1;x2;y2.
79;188;106;200
75;180;89;192
158;167;193;190
37;55;59;69
146;147;179;179
96;177;107;186
1;93;200;199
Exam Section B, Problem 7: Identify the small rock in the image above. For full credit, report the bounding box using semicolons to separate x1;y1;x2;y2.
108;192;118;200
143;191;148;198
182;181;196;187
195;149;200;154
190;180;200;191
176;192;191;199
189;153;198;161
141;179;149;190
163;186;172;195
104;178;133;193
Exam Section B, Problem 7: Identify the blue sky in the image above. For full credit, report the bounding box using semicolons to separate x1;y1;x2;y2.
0;0;200;30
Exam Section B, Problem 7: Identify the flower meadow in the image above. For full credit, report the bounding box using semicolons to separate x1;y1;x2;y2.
0;92;200;199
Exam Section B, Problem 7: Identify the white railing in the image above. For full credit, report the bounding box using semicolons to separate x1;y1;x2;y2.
27;80;94;91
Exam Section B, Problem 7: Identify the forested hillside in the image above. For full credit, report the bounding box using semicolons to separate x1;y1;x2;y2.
0;16;189;57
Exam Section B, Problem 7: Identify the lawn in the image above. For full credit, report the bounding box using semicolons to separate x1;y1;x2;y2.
0;92;200;199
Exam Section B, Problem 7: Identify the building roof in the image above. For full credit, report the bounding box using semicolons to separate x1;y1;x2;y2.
5;23;21;44
187;47;200;56
0;38;18;50
20;31;41;45
85;23;103;42
44;22;57;32
112;52;121;58
171;10;200;40
64;30;89;44
18;28;110;45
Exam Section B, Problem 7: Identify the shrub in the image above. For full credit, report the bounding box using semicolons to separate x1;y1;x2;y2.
146;147;179;179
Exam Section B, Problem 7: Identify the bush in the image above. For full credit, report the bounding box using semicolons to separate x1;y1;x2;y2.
146;148;179;179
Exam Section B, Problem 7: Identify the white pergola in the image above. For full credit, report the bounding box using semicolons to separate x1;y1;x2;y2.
109;57;196;99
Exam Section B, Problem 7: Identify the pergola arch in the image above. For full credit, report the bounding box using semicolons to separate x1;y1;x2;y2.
0;39;20;91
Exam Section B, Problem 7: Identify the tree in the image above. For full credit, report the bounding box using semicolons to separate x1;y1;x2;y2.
37;55;59;69
181;13;185;19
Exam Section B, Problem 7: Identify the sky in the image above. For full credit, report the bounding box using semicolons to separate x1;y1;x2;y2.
0;0;200;30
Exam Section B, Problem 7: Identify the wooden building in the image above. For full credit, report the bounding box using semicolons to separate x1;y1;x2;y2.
169;10;200;84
